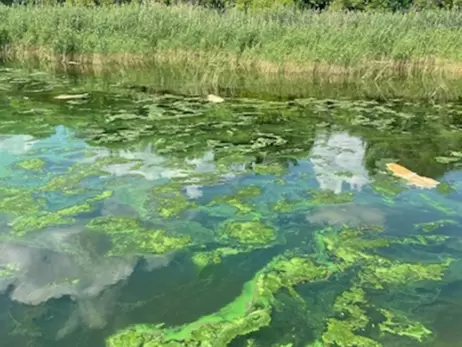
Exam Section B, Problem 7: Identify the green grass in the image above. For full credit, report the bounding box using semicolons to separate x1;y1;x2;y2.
1;4;462;75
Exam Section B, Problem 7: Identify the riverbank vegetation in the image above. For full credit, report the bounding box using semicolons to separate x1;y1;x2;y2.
1;4;462;78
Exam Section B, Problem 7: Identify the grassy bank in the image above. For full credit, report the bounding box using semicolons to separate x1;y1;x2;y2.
5;59;462;101
1;5;462;78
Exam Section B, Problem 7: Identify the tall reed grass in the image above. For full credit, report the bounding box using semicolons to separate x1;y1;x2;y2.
1;4;462;75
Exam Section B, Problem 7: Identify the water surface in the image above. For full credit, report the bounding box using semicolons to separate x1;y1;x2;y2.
1;67;462;347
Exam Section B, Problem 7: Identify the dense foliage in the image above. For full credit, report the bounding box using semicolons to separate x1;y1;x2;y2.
1;5;462;71
1;0;462;11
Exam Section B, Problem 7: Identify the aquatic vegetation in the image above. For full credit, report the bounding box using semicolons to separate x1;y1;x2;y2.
3;68;462;347
309;189;355;205
40;163;106;193
253;162;287;176
219;220;277;245
86;216;192;256
418;193;455;215
0;263;20;280
107;254;330;347
9;200;101;236
152;183;197;218
322;318;381;347
317;226;388;271
0;189;45;214
271;199;294;213
107;269;269;347
358;259;451;290
378;309;432;342
434;151;462;164
414;219;457;233
15;158;46;172
314;223;448;346
370;174;407;200
191;248;241;270
332;286;369;330
209;197;254;215
209;186;262;215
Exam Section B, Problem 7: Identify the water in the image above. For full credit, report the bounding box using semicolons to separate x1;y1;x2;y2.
1;67;462;347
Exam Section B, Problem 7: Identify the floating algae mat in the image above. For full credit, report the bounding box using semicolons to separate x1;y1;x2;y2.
2;68;462;347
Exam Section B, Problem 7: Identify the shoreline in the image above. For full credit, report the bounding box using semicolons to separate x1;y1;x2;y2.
3;47;462;79
3;49;462;102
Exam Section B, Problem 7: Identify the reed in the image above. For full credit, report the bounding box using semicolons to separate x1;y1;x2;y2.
1;4;462;77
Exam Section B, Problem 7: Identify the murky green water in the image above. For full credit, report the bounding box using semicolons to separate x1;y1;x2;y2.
2;67;462;347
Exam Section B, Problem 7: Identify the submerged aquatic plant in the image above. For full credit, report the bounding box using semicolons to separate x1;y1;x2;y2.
152;183;197;218
107;254;330;347
309;189;355;205
209;186;262;215
86;216;192;256
219;220;277;245
3;69;462;347
15;158;46;172
378;309;432;342
191;248;241;270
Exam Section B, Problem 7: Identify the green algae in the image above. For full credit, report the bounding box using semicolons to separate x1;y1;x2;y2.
156;194;196;218
268;256;329;290
370;174;406;199
152;183;197;218
312;224;452;346
209;186;261;215
272;199;294;213
86;216;192;256
333;286;369;330
15;158;46;172
10;202;93;236
414;219;457;233
322;318;381;347
220;220;277;245
210;197;254;215
378;309;432;343
435;182;455;195
88;190;114;203
320;286;434;347
358;260;451;290
419;193;455;215
106;254;331;347
309;189;354;205
253;162;287;176
397;234;450;246
106;269;270;347
319;226;390;270
164;277;269;343
234;186;262;199
191;248;241;270
4;71;462;347
40;163;106;193
0;263;21;279
0;190;45;214
318;225;451;289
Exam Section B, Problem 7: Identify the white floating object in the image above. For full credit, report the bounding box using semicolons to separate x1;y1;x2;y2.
207;94;224;103
54;93;89;100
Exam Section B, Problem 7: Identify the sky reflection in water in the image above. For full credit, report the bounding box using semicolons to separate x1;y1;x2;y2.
1;70;462;347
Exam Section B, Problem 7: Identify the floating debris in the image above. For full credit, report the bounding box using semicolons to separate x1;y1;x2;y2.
386;163;439;189
207;94;224;103
54;93;89;100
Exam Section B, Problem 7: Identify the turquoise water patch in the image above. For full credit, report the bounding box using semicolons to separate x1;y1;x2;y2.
1;68;462;347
